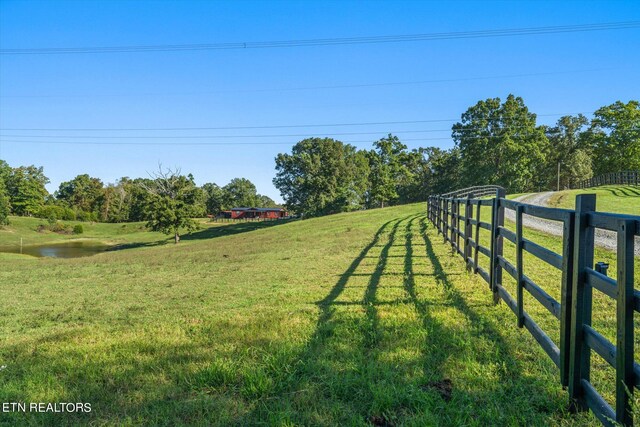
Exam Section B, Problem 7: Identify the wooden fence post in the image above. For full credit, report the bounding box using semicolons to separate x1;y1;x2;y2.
450;198;457;252
473;200;481;274
568;194;596;412
559;211;576;388
457;199;463;253
516;204;524;327
490;188;506;303
443;198;449;244
616;219;635;425
437;197;443;234
464;194;473;270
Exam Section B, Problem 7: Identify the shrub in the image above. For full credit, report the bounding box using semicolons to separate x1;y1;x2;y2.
37;205;62;221
75;210;98;222
36;205;76;221
50;221;70;233
73;224;84;234
37;221;72;234
75;210;91;222
61;207;76;221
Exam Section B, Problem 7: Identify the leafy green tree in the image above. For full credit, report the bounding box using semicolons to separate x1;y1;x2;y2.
585;100;640;175
565;150;593;188
0;160;10;183
393;148;429;204
56;174;104;215
0;179;10;225
367;134;412;208
201;183;226;215
420;147;462;194
126;177;155;222
274;138;369;217
5;165;50;216
452;94;548;193
223;178;259;208
256;194;278;208
142;167;200;244
545;115;592;189
97;181;131;222
0;160;10;224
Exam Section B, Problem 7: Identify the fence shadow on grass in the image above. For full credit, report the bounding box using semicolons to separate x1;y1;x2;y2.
182;218;291;241
108;219;292;251
417;216;528;387
2;213;574;425
603;185;640;198
237;214;566;425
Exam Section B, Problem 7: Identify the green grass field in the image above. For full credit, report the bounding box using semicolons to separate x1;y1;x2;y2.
0;217;224;250
547;185;640;215
0;200;637;426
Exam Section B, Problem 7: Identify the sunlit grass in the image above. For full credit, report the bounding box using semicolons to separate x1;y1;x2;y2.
547;185;640;215
0;203;633;425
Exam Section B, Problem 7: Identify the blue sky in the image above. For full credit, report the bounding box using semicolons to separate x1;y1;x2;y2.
1;0;639;202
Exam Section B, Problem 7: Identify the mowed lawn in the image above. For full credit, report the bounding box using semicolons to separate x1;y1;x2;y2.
0;204;619;426
547;185;640;215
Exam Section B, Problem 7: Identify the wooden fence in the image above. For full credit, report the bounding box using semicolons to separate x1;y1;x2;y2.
427;187;640;426
579;171;640;189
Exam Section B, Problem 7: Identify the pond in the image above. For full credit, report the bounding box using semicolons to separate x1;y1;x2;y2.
0;241;112;258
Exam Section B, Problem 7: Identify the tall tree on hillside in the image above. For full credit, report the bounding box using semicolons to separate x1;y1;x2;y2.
452;94;548;193
142;167;200;244
367;134;411;208
201;183;226;215
5;165;49;216
0;178;10;225
585;100;640;175
97;181;132;222
0;160;10;224
0;160;10;182
420;147;462;195
395;148;430;204
223;178;259;208
127;177;155;222
56;174;104;214
545;115;592;190
256;194;278;208
274;138;369;217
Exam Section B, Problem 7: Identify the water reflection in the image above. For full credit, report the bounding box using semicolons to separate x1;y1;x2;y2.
0;241;111;258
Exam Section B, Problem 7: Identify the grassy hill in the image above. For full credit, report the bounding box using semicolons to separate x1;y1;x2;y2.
0;204;621;425
547;185;640;215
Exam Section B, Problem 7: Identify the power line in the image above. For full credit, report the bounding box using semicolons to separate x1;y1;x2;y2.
3;126;636;146
0;129;458;139
0;138;441;146
0;122;598;139
0;68;616;98
0;112;592;132
1;22;638;55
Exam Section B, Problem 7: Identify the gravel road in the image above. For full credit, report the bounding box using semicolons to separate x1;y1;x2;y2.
505;192;640;257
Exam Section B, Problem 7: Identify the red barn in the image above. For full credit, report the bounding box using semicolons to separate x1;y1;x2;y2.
229;207;287;220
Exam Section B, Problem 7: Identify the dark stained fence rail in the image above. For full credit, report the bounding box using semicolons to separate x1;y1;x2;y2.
427;187;639;426
579;170;640;189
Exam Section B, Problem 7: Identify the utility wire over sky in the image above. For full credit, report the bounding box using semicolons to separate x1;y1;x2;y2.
0;113;595;132
0;68;619;98
1;1;638;199
1;21;638;55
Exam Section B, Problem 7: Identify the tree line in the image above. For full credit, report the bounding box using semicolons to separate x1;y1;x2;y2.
1;96;637;227
274;97;639;217
0;161;276;226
